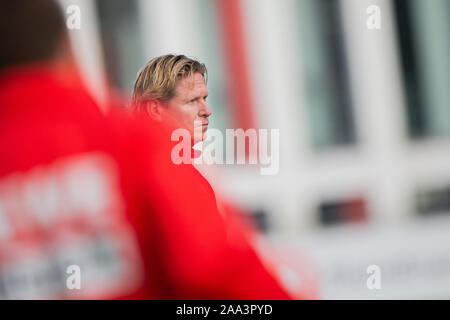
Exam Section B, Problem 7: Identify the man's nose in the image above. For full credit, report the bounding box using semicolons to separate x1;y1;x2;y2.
199;101;212;118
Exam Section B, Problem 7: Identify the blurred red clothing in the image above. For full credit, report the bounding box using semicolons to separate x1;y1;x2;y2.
0;64;295;299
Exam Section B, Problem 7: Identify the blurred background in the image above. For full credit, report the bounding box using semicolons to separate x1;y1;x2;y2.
58;0;450;299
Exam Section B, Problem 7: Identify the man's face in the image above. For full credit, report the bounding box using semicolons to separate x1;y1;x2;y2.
162;72;211;143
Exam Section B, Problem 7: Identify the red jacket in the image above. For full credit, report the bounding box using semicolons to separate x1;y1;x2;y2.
0;65;295;299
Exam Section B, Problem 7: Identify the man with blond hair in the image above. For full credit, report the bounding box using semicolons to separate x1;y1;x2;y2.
132;56;317;300
132;54;211;144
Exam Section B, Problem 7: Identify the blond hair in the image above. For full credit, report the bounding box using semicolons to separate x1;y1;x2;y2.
132;54;207;108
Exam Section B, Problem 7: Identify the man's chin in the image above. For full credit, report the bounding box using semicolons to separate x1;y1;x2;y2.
192;128;208;144
192;137;206;146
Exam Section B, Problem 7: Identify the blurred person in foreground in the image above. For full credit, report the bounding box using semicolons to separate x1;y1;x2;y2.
0;0;303;299
132;58;318;299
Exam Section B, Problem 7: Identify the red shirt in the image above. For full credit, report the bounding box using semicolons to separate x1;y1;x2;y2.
0;65;294;299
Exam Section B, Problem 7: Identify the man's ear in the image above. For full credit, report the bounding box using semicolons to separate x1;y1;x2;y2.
145;100;163;122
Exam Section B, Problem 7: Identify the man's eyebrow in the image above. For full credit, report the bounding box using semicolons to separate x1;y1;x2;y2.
187;94;208;101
